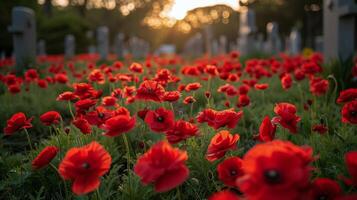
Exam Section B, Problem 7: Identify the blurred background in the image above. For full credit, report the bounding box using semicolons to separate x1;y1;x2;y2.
0;0;323;55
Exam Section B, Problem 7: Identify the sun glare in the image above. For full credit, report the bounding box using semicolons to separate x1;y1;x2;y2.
167;0;239;20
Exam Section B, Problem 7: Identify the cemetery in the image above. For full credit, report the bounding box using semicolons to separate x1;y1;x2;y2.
0;0;356;199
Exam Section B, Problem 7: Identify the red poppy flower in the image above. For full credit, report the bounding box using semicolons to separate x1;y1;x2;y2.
59;141;112;195
208;190;240;200
4;112;33;135
255;116;276;142
238;140;313;200
73;83;95;99
273;103;301;134
312;124;328;134
310;77;329;96
144;107;175;133
306;178;342;200
183;96;196;104
165;120;198;144
37;79;48;88
237;95;250;107
8;84;21;94
32;146;59;169
254;83;269;90
302;62;322;75
197;108;243;130
337;88;357;104
102;115;136;137
336;194;357;200
341;100;357;124
88;69;105;84
75;99;97;113
206;130;240;162
205;65;219;76
25;69;39;81
238;84;250;95
185;82;202;92
136;80;165;102
101;96;117;107
345;151;357;186
57;91;78;101
72;117;92;134
129;62;143;73
137;108;149;120
281;73;292;90
40;111;61;126
217;157;244;187
162;91;181;102
134;141;189;192
55;73;68;84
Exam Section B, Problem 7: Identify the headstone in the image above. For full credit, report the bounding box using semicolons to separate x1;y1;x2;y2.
323;0;357;61
238;7;257;56
315;36;324;52
86;30;96;54
8;7;36;72
265;22;282;54
204;25;213;56
115;33;125;59
37;39;46;56
289;28;302;55
97;26;109;60
219;35;228;54
211;40;219;56
255;33;264;51
65;34;75;59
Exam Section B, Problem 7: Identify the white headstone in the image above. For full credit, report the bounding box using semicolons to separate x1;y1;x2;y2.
115;33;125;59
265;22;282;54
219;35;228;55
8;7;36;71
238;7;257;56
323;0;357;61
204;25;213;56
65;34;75;59
37;39;46;56
289;28;301;55
97;26;109;60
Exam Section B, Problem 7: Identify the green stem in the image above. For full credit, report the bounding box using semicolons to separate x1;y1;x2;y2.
96;188;102;200
176;187;182;200
68;101;75;119
24;128;33;151
122;134;132;195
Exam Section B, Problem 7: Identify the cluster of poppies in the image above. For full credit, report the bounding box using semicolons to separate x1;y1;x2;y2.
1;51;357;199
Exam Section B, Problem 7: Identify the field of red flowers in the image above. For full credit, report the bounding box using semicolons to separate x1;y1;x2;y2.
0;52;356;200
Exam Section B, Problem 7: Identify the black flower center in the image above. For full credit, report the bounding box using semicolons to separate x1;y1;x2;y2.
157;116;164;122
264;169;282;184
317;195;328;200
82;162;90;169
350;111;357;117
230;169;237;176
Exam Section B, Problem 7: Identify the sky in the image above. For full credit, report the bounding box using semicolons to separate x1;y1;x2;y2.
167;0;239;20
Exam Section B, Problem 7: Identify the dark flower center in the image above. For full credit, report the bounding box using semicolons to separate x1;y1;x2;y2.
350;111;357;117
157;116;164;122
264;169;282;184
230;169;237;176
82;162;90;169
317;195;328;200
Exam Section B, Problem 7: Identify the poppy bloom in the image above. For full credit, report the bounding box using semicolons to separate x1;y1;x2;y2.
8;84;21;94
101;96;117;107
197;109;243;130
337;88;357;104
306;178;342;200
102;115;136;137
237;95;250;108
255;116;276;142
206;130;240;162
341;100;357;124
238;84;250;95
312;124;328;134
72;117;92;134
185;82;202;92
32;146;59;169
137;108;149;120
88;69;105;84
57;91;78;101
55;73;68;84
281;73;292;90
273;103;301;134
238;140;313;200
208;190;240;200
75;99;97;113
129;62;143;73
165;120;199;144
136;80;165;102
37;79;48;88
134;141;189;192
144;107;175;133
345;151;357;186
217;157;244;187
183;96;196;104
310;77;329;96
59;141;112;195
254;83;269;90
162;91;181;102
40;111;61;126
4;112;33;135
205;65;219;76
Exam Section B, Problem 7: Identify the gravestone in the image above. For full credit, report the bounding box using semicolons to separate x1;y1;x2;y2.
204;25;213;56
323;0;357;61
37;39;46;56
289;28;301;55
86;30;96;54
97;26;109;60
65;34;75;59
219;35;227;54
238;7;257;56
115;33;125;59
211;40;219;56
255;33;264;51
8;7;36;72
265;22;282;54
315;36;324;52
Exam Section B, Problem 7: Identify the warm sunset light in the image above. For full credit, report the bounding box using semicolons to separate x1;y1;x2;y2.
167;0;239;20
